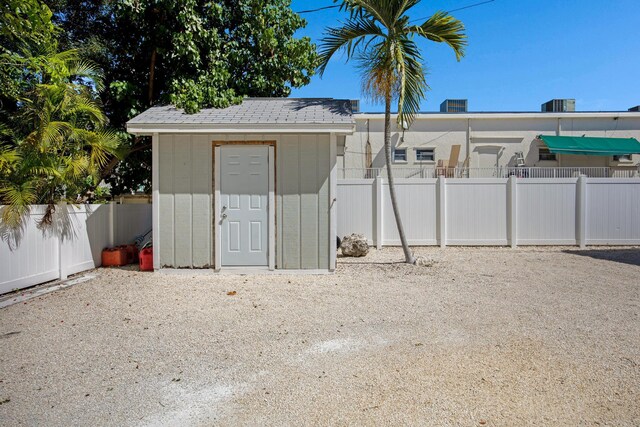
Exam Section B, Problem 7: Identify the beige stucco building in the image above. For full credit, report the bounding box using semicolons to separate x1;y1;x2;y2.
341;110;640;177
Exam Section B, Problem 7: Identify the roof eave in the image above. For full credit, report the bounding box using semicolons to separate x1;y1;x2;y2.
126;122;356;135
354;112;640;120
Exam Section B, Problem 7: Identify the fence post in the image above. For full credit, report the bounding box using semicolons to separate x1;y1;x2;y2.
108;201;116;247
576;175;587;248
508;175;517;248
58;203;68;280
437;176;446;247
375;176;383;249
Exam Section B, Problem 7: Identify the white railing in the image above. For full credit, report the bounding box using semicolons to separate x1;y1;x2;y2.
339;166;640;179
1;203;152;294
337;176;640;247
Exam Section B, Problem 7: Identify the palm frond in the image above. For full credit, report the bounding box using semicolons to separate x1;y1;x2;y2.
393;0;421;22
24;164;63;179
0;148;21;172
0;181;37;228
67;59;105;92
395;36;428;125
359;41;396;102
318;15;385;76
408;11;467;60
28;121;73;149
62;155;90;180
64;93;107;126
78;129;122;171
341;0;393;27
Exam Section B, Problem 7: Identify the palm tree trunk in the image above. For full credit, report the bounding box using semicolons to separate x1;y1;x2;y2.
383;96;415;264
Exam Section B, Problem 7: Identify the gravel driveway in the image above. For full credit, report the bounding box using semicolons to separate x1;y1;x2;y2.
1;247;639;426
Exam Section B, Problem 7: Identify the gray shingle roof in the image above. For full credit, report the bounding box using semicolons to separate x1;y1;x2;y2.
127;98;354;126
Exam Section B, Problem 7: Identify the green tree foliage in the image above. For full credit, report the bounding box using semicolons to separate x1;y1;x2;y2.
318;0;466;263
0;0;56;115
0;0;121;228
48;0;319;194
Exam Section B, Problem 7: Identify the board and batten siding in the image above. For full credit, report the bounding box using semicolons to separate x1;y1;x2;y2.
157;133;333;270
276;134;331;270
158;134;213;268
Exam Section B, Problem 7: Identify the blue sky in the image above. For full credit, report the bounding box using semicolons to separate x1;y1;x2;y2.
289;0;640;113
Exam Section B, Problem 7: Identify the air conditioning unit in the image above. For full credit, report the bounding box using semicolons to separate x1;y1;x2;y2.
541;99;575;112
440;99;468;113
350;99;360;113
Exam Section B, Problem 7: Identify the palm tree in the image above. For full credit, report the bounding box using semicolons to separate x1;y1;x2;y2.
318;0;466;264
0;49;121;228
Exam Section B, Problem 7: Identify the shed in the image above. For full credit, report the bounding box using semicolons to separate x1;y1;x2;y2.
127;98;354;272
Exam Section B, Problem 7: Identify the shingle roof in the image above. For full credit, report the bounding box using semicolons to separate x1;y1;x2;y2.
127;98;354;126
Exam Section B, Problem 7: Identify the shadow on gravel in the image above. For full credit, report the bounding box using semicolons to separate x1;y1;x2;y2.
337;256;406;265
339;261;406;265
563;249;640;267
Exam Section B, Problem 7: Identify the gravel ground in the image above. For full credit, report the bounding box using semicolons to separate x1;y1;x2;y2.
0;246;639;426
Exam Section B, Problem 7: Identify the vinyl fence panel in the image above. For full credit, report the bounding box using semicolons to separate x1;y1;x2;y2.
445;179;508;245
337;179;375;244
382;179;437;246
586;179;640;244
516;179;577;245
63;205;111;277
1;203;151;294
0;206;60;293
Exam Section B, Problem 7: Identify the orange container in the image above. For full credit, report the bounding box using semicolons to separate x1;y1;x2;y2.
102;247;128;267
118;244;139;264
139;247;153;271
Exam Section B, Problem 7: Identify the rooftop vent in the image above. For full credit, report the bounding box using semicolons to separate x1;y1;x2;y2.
350;99;360;113
629;105;640;112
440;99;468;113
541;99;575;112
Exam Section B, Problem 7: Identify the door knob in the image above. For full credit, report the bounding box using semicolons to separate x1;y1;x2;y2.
221;213;227;219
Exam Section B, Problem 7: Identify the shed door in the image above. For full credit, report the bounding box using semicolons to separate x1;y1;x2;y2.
220;146;269;266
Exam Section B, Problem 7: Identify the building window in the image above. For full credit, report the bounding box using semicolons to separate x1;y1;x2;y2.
538;147;557;161
415;148;435;162
393;148;407;162
613;154;632;162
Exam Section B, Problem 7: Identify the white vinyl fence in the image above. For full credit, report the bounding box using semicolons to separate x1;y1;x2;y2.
337;177;640;248
1;203;152;294
340;166;640;179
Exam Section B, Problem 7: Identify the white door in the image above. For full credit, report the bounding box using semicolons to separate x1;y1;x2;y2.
475;147;501;177
220;146;269;266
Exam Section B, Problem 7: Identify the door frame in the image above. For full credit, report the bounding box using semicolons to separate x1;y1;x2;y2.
213;141;276;271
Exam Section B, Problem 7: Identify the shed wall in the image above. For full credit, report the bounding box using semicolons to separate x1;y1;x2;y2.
158;134;213;268
276;134;331;270
157;133;332;269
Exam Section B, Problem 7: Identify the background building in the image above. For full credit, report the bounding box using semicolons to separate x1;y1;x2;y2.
340;99;640;178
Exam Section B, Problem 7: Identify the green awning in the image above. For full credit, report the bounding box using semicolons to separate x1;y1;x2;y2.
538;135;640;156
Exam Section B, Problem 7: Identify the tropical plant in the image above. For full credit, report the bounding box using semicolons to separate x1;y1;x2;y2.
318;0;466;264
0;0;121;228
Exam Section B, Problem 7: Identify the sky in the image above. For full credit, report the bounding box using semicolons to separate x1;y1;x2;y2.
288;0;640;113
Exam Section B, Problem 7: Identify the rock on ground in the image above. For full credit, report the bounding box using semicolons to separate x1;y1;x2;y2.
340;233;369;257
